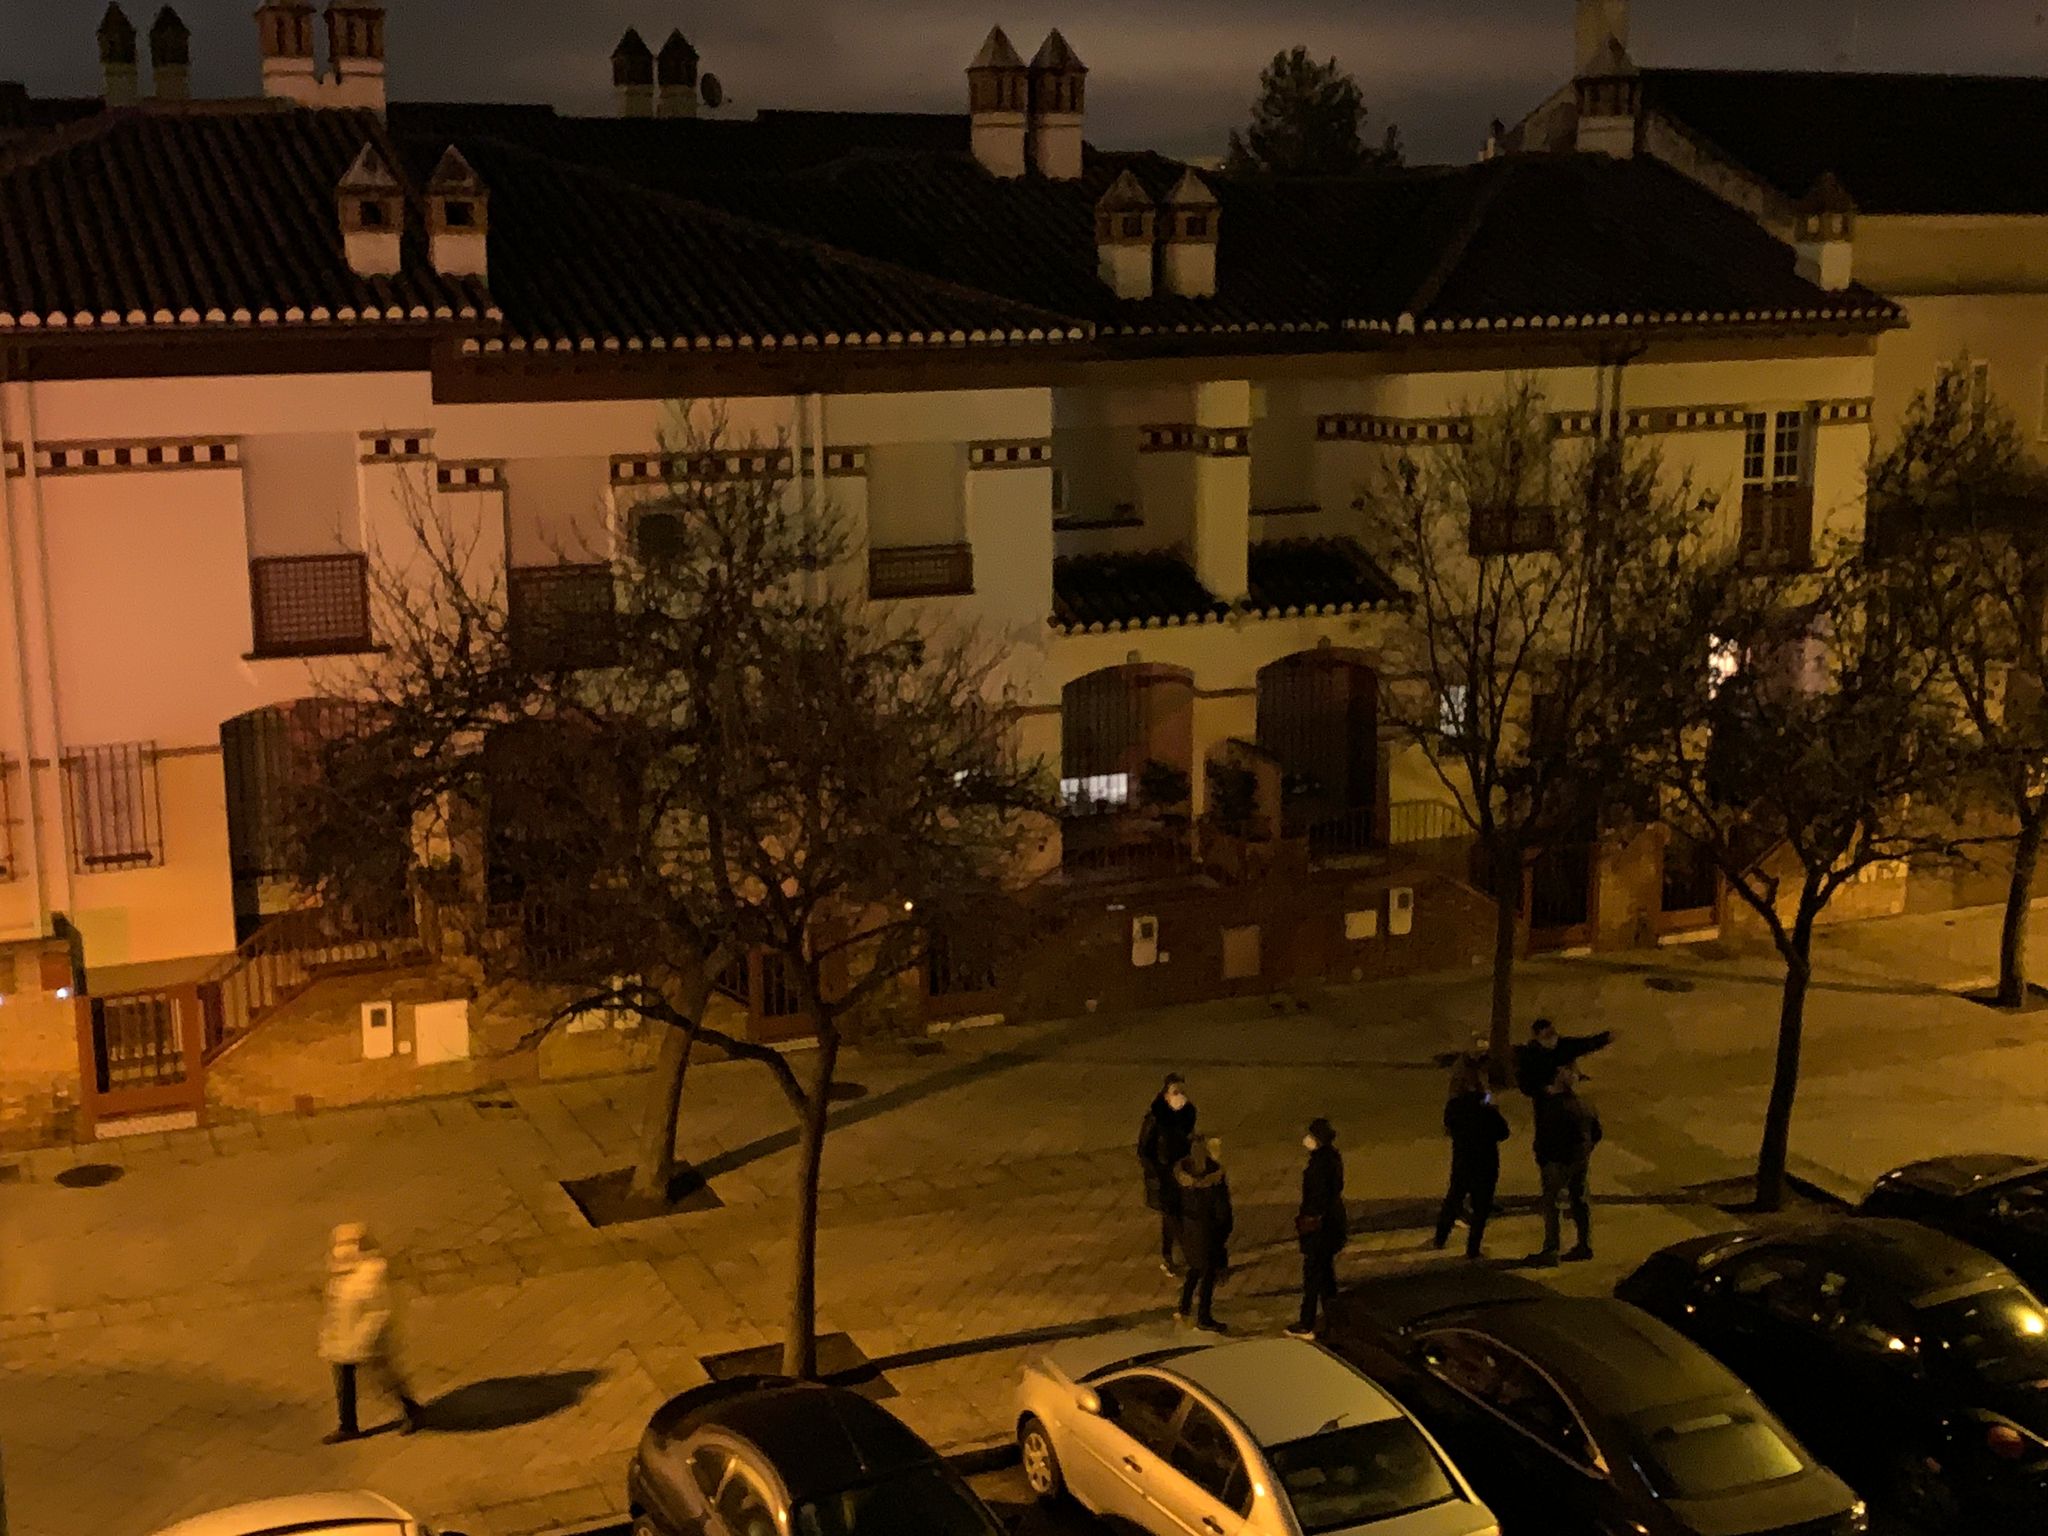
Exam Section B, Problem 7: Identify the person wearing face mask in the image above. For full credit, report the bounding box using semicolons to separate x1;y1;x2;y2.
1172;1136;1233;1333
1285;1118;1347;1339
1435;1040;1510;1259
1529;1063;1602;1266
1137;1073;1197;1276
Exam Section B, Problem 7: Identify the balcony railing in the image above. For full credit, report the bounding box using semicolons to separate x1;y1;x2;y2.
1738;485;1815;572
250;553;372;657
870;544;974;599
507;563;618;670
1469;504;1557;557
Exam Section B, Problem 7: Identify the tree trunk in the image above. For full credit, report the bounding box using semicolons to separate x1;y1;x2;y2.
631;1022;695;1204
1997;809;2045;1008
1755;897;1818;1212
781;1029;840;1380
1486;835;1521;1086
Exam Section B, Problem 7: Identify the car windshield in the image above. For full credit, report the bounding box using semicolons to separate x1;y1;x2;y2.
1918;1286;2048;1388
1266;1418;1460;1534
1626;1403;1805;1499
791;1465;1006;1536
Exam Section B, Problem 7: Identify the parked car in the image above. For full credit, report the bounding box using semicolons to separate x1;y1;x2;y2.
1619;1217;2048;1531
1319;1268;1865;1536
1015;1327;1499;1535
145;1493;446;1536
628;1374;1004;1536
1861;1153;2048;1294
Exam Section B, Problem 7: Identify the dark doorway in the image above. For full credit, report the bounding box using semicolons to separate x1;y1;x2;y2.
1256;651;1378;852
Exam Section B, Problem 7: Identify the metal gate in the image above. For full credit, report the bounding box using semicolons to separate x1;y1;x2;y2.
1060;669;1143;807
1527;844;1595;948
1658;832;1720;931
78;985;207;1131
1256;655;1377;844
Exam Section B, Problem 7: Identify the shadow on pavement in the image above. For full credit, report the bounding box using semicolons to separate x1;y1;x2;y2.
420;1369;602;1433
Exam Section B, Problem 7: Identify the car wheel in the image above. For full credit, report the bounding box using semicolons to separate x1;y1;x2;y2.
1019;1415;1066;1502
1885;1451;1964;1533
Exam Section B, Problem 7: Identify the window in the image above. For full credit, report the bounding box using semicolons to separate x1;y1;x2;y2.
64;742;164;872
1059;771;1130;812
1738;409;1814;569
508;563;616;670
1169;1401;1252;1513
249;553;372;657
1119;213;1146;238
1439;685;1473;743
1937;359;1991;419
1626;1406;1805;1499
1184;213;1211;239
358;198;387;229
1266;1419;1459;1533
443;199;474;228
793;1465;1003;1536
1770;409;1806;483
1420;1331;1596;1469
1098;1373;1186;1458
1707;636;1742;698
1469;501;1557;555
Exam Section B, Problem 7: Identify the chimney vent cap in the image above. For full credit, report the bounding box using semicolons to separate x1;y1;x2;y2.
1798;171;1857;216
1096;169;1154;213
428;144;484;192
969;26;1026;72
1166;167;1218;209
657;29;699;82
1030;28;1086;73
338;141;401;192
98;4;139;63
149;5;191;66
612;27;656;84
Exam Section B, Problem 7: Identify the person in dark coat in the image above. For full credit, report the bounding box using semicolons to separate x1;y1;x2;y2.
1435;1044;1510;1259
1286;1117;1347;1338
1172;1136;1233;1332
1514;1017;1612;1100
1137;1073;1197;1274
1530;1064;1602;1265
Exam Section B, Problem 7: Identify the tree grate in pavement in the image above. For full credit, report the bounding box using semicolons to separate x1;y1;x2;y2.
1643;975;1695;992
562;1164;725;1228
701;1332;896;1400
54;1163;124;1189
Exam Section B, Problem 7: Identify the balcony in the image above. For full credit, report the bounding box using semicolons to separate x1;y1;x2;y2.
507;563;617;671
1738;485;1815;573
248;554;371;658
869;543;974;600
1468;504;1557;557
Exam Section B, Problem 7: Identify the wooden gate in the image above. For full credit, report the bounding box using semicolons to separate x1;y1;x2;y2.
74;985;206;1134
1256;652;1378;848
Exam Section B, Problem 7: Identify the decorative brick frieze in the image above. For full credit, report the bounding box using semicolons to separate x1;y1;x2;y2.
34;438;238;474
1140;424;1251;455
1;443;21;478
823;447;869;477
610;449;796;485
1316;414;1473;445
435;460;505;493
967;438;1053;470
1813;398;1873;425
1624;405;1748;434
359;429;434;463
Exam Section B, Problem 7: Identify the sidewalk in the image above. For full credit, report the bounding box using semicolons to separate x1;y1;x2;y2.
2;902;2043;1536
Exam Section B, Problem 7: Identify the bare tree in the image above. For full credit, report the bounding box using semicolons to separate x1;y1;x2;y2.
1871;372;2048;1007
1623;543;1971;1208
1366;382;1712;1076
289;406;1052;1375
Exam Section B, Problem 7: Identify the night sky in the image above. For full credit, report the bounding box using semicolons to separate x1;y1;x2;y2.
5;1;2044;162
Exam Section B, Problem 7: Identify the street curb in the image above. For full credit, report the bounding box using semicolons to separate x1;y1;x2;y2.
945;1441;1020;1478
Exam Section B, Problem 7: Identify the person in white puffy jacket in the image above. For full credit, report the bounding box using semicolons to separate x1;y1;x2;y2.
318;1223;422;1442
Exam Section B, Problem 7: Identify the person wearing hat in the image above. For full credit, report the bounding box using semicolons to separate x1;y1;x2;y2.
1172;1136;1233;1332
318;1222;422;1442
1286;1118;1347;1338
1435;1040;1510;1259
1137;1072;1198;1275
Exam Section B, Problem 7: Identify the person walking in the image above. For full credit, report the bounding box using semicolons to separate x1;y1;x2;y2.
1137;1073;1197;1276
1529;1065;1602;1266
318;1223;423;1442
1172;1136;1233;1332
1435;1044;1510;1259
1286;1118;1347;1339
1514;1017;1612;1100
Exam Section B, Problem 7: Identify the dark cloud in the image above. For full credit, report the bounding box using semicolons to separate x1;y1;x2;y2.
6;0;2047;162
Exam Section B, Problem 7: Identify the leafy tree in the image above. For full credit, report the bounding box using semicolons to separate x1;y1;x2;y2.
1622;543;1971;1209
1871;371;2048;1007
1367;383;1712;1079
288;405;1050;1375
1226;46;1402;175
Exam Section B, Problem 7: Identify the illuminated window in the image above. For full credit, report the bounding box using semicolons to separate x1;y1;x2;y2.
1708;636;1741;697
1439;685;1472;742
1059;771;1130;811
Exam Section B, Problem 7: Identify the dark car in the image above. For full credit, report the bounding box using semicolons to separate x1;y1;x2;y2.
1861;1153;2048;1295
1322;1268;1865;1536
627;1375;1006;1536
1618;1217;2048;1532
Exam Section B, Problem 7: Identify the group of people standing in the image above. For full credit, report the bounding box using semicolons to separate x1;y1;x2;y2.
1135;1019;1612;1338
1137;1076;1349;1338
1434;1017;1611;1265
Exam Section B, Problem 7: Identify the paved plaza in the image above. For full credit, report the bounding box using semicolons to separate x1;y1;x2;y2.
3;903;2046;1536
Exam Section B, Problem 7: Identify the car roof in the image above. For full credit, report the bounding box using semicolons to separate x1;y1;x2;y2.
1162;1337;1403;1446
147;1492;412;1536
665;1380;939;1503
1423;1297;1746;1417
1740;1217;2016;1300
1042;1325;1202;1383
1883;1154;2048;1199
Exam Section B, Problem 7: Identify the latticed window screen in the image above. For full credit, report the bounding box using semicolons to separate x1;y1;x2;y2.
508;564;617;669
250;554;371;656
64;742;164;871
92;991;186;1090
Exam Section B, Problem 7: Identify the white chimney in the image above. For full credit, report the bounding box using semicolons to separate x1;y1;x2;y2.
1161;169;1219;299
1575;0;1631;79
1095;170;1156;301
426;146;489;280
149;5;192;101
337;142;403;278
968;26;1029;178
656;30;699;118
323;1;388;113
1027;30;1087;180
255;0;320;105
1574;38;1639;157
1795;173;1856;292
98;4;140;106
613;29;654;117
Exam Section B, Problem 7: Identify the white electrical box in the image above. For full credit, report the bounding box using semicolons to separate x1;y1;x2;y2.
1131;915;1160;968
1389;887;1415;937
1344;909;1379;941
413;999;472;1065
361;1000;395;1060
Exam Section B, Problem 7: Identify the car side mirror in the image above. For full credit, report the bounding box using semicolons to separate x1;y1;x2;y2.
1075;1387;1105;1417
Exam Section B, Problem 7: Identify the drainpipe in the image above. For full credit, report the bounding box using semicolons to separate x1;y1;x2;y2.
0;355;53;939
808;390;827;604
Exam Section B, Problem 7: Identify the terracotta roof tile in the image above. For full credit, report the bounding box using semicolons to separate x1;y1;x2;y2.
1053;551;1228;631
1245;538;1397;615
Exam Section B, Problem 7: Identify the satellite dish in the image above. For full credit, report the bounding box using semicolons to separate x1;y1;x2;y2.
701;73;724;110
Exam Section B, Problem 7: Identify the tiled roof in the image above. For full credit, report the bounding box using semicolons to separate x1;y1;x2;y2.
1245;538;1398;616
1052;551;1229;633
1639;69;2048;217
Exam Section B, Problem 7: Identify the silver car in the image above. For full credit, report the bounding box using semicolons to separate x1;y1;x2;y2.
144;1493;447;1536
1015;1329;1499;1536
